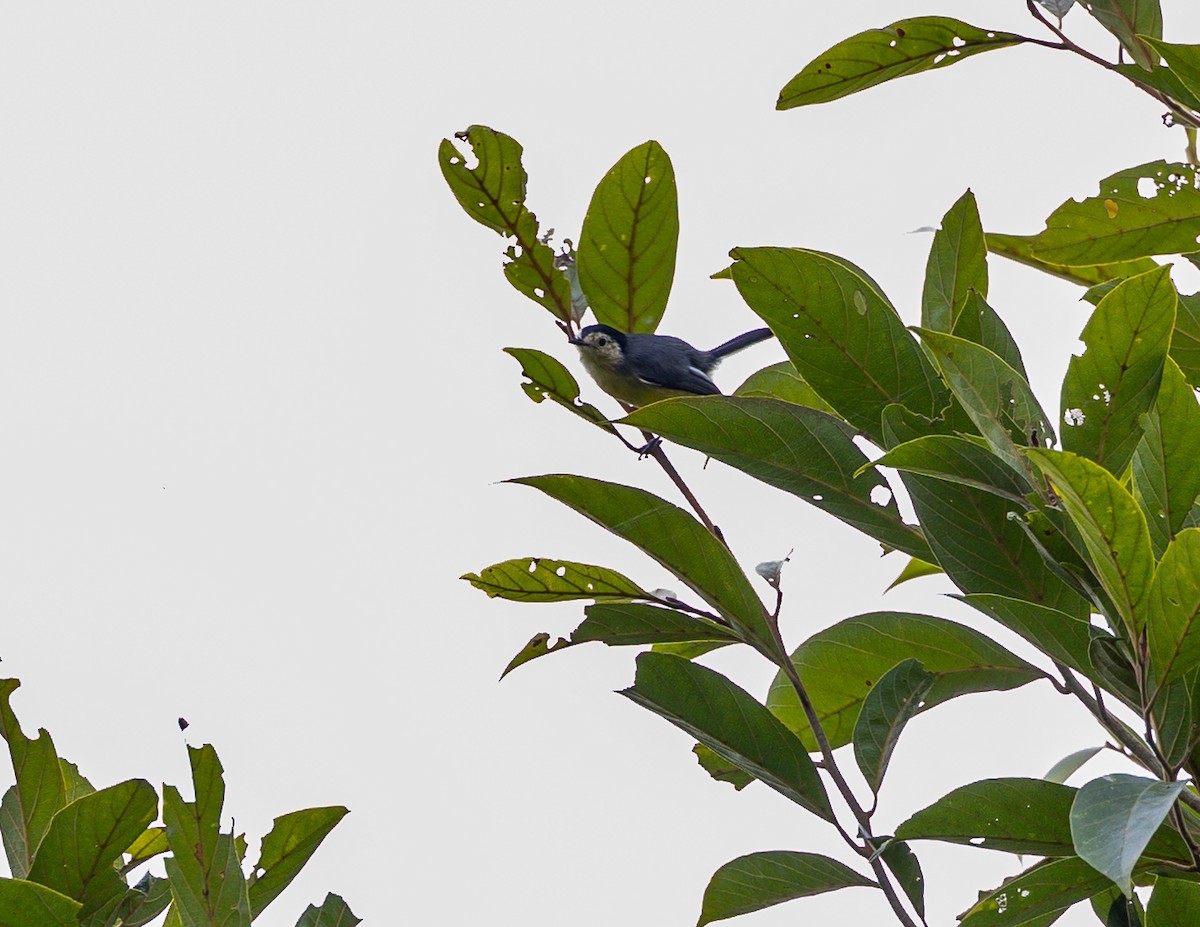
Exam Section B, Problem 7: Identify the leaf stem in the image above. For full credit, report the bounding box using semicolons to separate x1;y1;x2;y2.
765;614;920;927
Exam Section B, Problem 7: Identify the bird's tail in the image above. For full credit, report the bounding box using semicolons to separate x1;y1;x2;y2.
709;327;774;359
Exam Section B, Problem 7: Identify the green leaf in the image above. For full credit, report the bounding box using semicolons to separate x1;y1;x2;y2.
916;329;1054;484
438;126;572;321
1022;161;1200;266
1147;877;1200;924
696;851;875;926
26;779;157;920
897;777;1189;862
163;745;251;927
1172;292;1200;382
499;633;569;679
879;841;925;919
0;878;82;926
1044;747;1103;784
125;826;168;868
503;348;617;435
952;290;1028;380
959;593;1108;683
577;141;678;333
1132;359;1200;556
766;612;1040;750
693;744;753;791
248;807;348;919
1082;1;1163;69
461;557;645;603
623;397;932;560
882;407;1088;615
959;857;1131;927
1061;267;1175;474
106;873;172;927
852;658;936;794
1070;773;1187;896
1027;450;1155;634
295;893;361;927
897;778;1082;856
574;602;739;647
1147;529;1200;684
870;434;1032;505
1089;884;1144;927
733;361;836;414
985;231;1161;288
922;190;988;332
58;759;94;805
777;18;1022;109
0;679;66;879
886;557;943;591
622;652;834;821
1150;676;1193;768
730;247;947;445
511;475;772;652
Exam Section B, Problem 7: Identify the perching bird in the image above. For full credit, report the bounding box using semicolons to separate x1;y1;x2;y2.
569;323;774;407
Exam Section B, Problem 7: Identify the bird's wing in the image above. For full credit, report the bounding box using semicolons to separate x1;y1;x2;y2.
635;360;721;395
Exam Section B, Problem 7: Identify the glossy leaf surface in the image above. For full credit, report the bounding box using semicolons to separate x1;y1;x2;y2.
623;653;834;821
697;851;875;926
624;397;931;560
767;613;1040;749
730;247;946;444
778;18;1022;109
577;141;678;333
1060;267;1175;474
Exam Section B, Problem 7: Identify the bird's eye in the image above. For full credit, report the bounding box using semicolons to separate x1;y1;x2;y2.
597;336;608;346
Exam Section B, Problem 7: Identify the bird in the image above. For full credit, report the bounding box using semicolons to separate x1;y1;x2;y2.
569;323;774;408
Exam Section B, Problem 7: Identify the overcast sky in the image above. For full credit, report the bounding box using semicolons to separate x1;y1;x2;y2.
2;3;1200;926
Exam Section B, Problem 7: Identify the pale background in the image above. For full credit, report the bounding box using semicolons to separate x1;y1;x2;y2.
0;3;1198;925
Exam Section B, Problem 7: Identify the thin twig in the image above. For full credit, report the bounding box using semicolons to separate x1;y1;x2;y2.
766;615;920;927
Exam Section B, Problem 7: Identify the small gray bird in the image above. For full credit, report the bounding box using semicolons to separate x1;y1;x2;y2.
569;323;774;407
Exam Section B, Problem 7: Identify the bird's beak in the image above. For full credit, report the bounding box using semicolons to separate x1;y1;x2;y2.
568;337;585;346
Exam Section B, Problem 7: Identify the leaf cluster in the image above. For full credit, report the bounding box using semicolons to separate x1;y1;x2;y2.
446;3;1200;925
0;679;354;927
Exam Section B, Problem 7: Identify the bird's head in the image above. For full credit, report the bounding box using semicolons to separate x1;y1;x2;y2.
569;324;627;368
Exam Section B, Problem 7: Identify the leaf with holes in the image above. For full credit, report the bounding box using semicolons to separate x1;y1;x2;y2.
729;248;947;444
438;126;573;321
697;851;875;926
1024;161;1200;265
852;658;936;794
897;777;1189;862
1061;267;1175;475
1070;773;1187;896
622;652;834;821
958;857;1138;927
577;141;678;333
504;348;617;435
511;475;772;652
766;613;1040;750
777;18;1022;109
624;397;931;560
922;189;987;332
1027;450;1155;635
462;558;645;603
247;807;348;919
985;231;1161;288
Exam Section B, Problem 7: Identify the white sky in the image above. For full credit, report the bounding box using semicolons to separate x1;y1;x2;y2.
1;3;1199;926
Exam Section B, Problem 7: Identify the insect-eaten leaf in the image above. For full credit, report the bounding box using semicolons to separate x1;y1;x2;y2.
462;558;645;603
